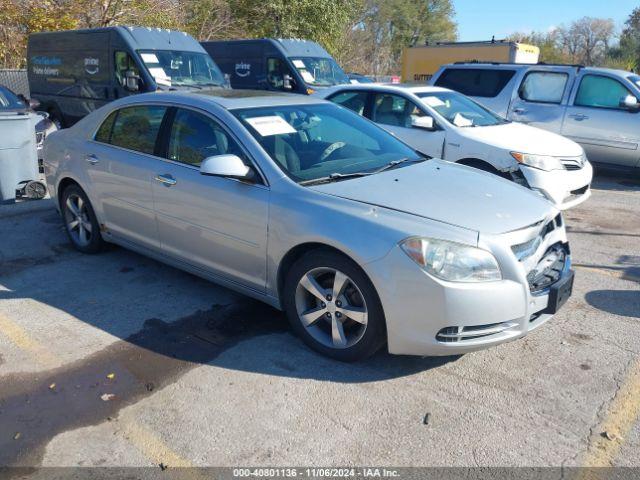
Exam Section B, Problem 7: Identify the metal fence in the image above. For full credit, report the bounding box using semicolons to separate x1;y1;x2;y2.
0;69;29;97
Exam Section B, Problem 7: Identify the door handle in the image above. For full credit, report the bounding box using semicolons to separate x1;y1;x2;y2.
569;113;589;121
85;154;99;165
155;174;177;187
513;107;527;114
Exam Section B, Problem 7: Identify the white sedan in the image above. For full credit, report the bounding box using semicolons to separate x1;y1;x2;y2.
317;84;593;209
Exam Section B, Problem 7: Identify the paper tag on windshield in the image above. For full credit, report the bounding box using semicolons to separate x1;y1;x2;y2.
453;113;473;127
422;96;446;107
245;116;296;136
141;53;159;63
300;71;315;83
292;60;306;69
149;68;171;86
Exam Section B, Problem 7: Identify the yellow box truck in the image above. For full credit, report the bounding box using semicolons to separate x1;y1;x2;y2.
401;40;539;82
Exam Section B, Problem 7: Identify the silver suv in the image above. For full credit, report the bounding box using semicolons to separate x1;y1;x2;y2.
431;63;640;172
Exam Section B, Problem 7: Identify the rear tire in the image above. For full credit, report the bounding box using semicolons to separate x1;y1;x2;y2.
283;250;386;362
60;185;105;254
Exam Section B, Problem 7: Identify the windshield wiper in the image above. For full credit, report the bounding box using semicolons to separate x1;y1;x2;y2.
373;156;428;174
299;172;372;186
300;157;428;186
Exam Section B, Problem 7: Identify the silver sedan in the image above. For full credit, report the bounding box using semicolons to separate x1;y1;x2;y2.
43;90;574;361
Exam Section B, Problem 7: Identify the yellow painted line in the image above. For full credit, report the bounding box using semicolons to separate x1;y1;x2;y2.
574;264;640;284
579;359;640;471
0;312;59;368
122;421;203;471
0;312;197;471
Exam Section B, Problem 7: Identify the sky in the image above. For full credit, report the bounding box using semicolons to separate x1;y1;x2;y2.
454;0;637;41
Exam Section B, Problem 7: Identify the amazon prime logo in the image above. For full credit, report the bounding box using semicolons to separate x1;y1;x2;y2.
235;62;251;78
84;57;100;75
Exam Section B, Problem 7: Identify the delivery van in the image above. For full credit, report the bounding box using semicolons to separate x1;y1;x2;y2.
201;38;350;95
28;26;226;127
401;40;539;83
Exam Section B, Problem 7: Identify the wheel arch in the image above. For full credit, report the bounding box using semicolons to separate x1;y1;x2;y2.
455;157;512;179
456;157;501;172
56;177;82;210
275;241;388;308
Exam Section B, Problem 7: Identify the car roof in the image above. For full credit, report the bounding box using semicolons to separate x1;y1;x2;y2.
440;63;635;78
325;83;452;94
124;89;325;110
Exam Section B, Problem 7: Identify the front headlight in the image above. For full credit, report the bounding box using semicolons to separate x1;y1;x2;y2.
511;152;564;171
400;237;502;282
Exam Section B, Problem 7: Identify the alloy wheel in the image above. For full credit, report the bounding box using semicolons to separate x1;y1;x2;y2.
64;193;93;247
294;267;368;349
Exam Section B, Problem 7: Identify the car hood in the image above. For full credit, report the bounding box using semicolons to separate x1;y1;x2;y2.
308;159;555;234
460;122;583;157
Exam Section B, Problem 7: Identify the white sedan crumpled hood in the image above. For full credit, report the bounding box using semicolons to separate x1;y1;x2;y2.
461;121;583;157
308;159;555;234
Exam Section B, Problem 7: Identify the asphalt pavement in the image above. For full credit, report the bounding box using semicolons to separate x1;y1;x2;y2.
0;174;638;472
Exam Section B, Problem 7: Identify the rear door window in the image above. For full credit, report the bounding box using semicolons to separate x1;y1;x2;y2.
109;105;167;155
519;71;568;104
94;111;117;143
328;91;369;116
434;68;515;98
574;75;634;110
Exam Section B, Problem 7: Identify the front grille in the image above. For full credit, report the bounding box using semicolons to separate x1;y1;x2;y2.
436;321;518;343
527;243;569;293
560;157;584;170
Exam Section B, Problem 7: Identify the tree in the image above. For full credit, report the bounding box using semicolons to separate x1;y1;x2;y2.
614;7;640;71
342;0;457;76
509;16;616;67
231;0;359;56
0;0;78;68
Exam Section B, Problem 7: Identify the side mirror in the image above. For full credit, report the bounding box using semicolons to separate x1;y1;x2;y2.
621;95;640;111
283;74;293;91
411;115;435;130
124;70;140;92
200;154;255;181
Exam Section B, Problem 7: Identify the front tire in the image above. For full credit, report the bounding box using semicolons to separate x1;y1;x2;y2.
283;250;386;362
61;185;105;254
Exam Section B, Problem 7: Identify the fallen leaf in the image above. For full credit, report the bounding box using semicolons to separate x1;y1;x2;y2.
159;463;168;471
423;413;430;425
13;432;21;440
602;431;617;441
106;373;115;380
49;383;56;390
101;393;116;402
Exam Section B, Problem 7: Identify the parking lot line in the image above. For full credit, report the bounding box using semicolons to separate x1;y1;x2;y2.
121;421;196;469
581;359;640;468
0;311;199;470
0;312;58;368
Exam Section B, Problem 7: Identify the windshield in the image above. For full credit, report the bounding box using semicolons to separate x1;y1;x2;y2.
138;50;225;88
290;57;349;87
0;86;26;111
233;103;421;183
416;91;506;127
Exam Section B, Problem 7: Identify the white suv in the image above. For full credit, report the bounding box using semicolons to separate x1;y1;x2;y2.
318;84;593;209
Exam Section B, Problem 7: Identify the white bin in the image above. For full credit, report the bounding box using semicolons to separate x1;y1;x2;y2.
0;113;39;203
